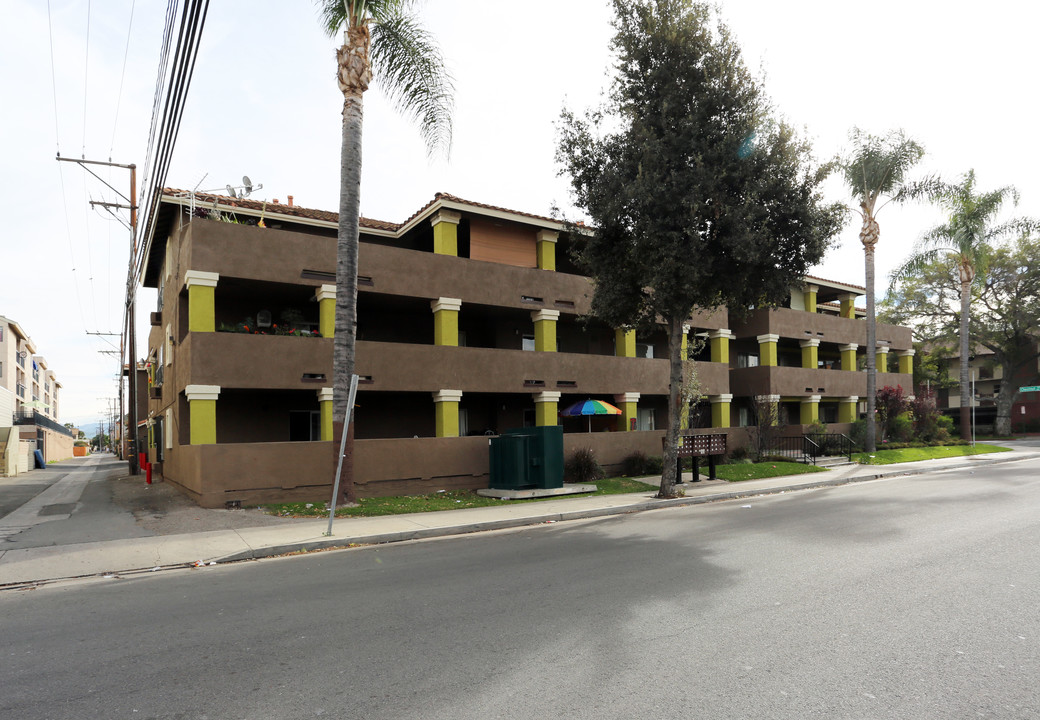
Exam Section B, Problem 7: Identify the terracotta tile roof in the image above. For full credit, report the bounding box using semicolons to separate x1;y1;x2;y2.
804;274;866;293
161;189;401;231
399;192;562;229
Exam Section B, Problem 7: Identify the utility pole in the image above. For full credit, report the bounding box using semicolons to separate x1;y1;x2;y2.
58;155;140;474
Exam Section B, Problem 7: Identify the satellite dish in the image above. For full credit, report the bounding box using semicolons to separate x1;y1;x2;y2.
226;185;238;199
242;176;253;193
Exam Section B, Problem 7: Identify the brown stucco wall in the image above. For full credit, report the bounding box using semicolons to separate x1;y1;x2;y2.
729;307;913;350
728;366;912;399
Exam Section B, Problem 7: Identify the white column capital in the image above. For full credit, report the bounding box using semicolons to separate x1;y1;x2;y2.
708;329;735;340
803;283;819;293
839;343;859;352
876;345;891;354
432;390;463;403
185;384;221;402
531;309;560;323
897;349;916;357
799;339;821;348
317;388;334;403
801;395;822;404
762;394;781;403
757;333;780;344
184;270;219;289
430;209;461;227
614;392;641;404
842;396;860;403
710;394;734;404
535;229;558;244
533;391;562;404
315;284;336;302
431;297;462;313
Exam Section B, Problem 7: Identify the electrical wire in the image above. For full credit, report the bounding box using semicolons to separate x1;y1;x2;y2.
46;0;61;155
109;0;137;160
82;0;91;158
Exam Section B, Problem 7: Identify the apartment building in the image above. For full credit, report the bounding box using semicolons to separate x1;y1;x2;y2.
141;190;913;507
0;315;72;464
939;346;1040;431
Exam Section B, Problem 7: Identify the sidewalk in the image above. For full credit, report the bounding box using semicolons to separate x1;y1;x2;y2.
1;446;1035;588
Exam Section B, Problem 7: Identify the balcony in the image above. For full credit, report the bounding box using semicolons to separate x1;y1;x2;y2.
355;341;730;396
180;331;333;390
729;365;911;398
730;307;912;349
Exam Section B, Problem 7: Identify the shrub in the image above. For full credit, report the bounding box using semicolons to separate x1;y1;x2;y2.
891;412;914;443
619;449;653;478
848;419;867;449
729;445;749;462
564;447;604;483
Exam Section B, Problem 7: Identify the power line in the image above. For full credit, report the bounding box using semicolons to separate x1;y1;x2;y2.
46;0;61;155
109;0;137;159
82;0;91;158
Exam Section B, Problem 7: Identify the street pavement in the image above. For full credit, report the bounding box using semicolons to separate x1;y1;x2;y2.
5;454;1040;719
1;443;1038;588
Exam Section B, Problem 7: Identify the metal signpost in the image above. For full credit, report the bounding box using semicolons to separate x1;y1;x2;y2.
326;373;359;537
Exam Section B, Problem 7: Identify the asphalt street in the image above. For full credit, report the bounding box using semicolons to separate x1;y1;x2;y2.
3;455;1039;719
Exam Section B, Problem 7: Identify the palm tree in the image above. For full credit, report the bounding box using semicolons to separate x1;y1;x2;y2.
895;170;1034;440
318;0;453;500
839;129;924;452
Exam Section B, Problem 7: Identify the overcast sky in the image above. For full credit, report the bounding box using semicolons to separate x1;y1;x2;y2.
3;0;1038;428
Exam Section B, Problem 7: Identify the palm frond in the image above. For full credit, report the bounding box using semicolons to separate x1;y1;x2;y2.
370;12;454;156
839;127;924;211
892;247;951;282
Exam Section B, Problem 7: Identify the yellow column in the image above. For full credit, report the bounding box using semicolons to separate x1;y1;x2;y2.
185;384;220;445
614;392;640;431
803;284;818;313
431;298;462;346
615;329;636;358
710;394;732;428
839;343;859;372
877;346;890;374
318;388;334;441
800;339;820;369
897;349;915;375
316;285;336;338
433;390;462;437
763;394;781;426
534;391;561;427
757;333;779;367
800;395;820;425
532;310;559;352
536;230;558;271
431;209;461;256
185;270;218;333
839;293;858;319
709;330;733;364
838;396;859;423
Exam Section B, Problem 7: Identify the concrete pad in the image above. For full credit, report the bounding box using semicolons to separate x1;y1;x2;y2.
476;484;596;499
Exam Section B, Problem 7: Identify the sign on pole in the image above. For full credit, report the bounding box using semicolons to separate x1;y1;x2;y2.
1019;386;1040;393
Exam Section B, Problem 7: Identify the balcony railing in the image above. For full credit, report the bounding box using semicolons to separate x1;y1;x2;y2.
12;410;74;437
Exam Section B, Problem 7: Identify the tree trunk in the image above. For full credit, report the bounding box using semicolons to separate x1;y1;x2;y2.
959;279;972;441
864;242;877;452
332;26;372;505
994;370;1017;436
659;316;684;498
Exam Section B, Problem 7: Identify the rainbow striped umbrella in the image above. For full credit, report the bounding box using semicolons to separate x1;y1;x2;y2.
561;399;622;432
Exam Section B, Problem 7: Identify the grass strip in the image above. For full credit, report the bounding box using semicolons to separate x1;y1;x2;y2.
712;461;827;482
853;443;1011;465
264;476;660;518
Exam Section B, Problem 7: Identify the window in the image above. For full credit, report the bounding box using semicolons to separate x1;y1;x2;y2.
522;334;535;352
637;408;655;431
636;342;654;359
522;409;536;427
288;411;321;441
737;353;759;369
0;361;3;378
459;409;469;437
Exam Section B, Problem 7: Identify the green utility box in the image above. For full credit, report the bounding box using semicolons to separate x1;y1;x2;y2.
488;426;564;490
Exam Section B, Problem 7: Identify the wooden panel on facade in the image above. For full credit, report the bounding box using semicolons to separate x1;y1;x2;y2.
469;218;537;268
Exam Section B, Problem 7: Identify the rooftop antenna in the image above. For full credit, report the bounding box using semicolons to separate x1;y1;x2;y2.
226;185;238;199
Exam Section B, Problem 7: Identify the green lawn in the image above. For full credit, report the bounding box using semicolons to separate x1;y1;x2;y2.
264;476;659;518
712;461;827;482
853;443;1011;465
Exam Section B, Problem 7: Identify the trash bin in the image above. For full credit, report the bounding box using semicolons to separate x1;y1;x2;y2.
489;433;530;489
488;426;564;490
